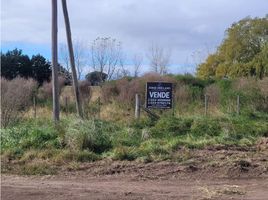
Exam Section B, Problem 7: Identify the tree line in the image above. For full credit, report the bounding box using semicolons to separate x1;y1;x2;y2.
2;16;267;86
1;49;71;85
1;38;172;86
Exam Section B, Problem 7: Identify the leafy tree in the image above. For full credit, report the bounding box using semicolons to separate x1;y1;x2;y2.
31;54;51;84
1;49;72;85
197;16;268;79
85;71;108;86
1;49;32;79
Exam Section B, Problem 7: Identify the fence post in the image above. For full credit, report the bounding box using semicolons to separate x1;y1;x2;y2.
237;95;240;115
135;94;141;119
33;95;36;118
205;94;208;116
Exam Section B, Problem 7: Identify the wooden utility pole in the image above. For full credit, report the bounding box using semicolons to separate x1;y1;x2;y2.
52;0;60;122
61;0;83;118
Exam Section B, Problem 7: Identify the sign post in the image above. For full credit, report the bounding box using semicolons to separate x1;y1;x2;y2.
146;82;172;109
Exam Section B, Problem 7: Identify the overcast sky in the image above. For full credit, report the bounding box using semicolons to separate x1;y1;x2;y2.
1;0;268;74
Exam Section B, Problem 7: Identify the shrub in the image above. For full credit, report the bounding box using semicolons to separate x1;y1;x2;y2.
257;77;268;111
65;118;118;153
101;73;176;106
174;84;191;106
79;80;91;101
232;78;263;112
1;77;38;127
138;139;170;159
190;118;222;137
111;146;138;161
101;81;119;103
175;73;214;88
37;76;65;101
221;117;268;141
112;127;142;147
1;119;61;151
205;84;220;106
130;118;156;129
53;150;99;163
150;116;193;137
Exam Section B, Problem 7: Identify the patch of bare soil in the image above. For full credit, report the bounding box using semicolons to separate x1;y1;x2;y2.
1;148;268;200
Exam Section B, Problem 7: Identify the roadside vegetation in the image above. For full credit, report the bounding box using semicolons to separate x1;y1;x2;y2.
1;15;268;175
1;75;268;174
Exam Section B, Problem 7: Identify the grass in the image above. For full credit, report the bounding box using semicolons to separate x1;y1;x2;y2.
1;112;268;175
198;185;246;199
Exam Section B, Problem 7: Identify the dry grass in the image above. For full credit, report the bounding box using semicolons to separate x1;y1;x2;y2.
204;84;220;106
1;77;38;127
198;185;246;200
38;76;66;100
100;100;133;123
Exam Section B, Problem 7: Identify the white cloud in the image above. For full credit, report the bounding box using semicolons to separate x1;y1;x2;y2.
1;0;267;73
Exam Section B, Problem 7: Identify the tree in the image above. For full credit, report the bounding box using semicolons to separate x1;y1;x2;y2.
85;71;107;86
197;16;268;79
59;44;71;72
116;53;130;78
132;54;143;77
1;49;52;85
61;0;83;118
1;49;32;79
58;64;72;85
59;39;87;80
147;43;171;75
31;54;51;85
90;37;122;81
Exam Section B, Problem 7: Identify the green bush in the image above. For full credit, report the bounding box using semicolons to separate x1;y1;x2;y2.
138;139;170;156
53;150;99;162
190;117;222;137
220;116;268;142
150;116;192;137
130;118;156;129
1;119;61;151
112;127;142;147
65;118;118;153
111;146;138;161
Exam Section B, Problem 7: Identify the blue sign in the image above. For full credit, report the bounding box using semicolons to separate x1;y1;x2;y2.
146;82;172;109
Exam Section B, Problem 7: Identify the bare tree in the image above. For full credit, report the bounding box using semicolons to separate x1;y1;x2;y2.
132;54;143;77
51;0;60;122
91;37;122;81
59;44;70;72
147;43;171;75
61;0;83;118
117;53;130;78
60;39;87;80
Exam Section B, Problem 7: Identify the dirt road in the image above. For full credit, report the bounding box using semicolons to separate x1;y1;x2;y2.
2;148;268;199
2;174;268;200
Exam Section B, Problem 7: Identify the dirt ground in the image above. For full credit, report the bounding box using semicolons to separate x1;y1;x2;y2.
2;174;268;200
1;148;268;200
